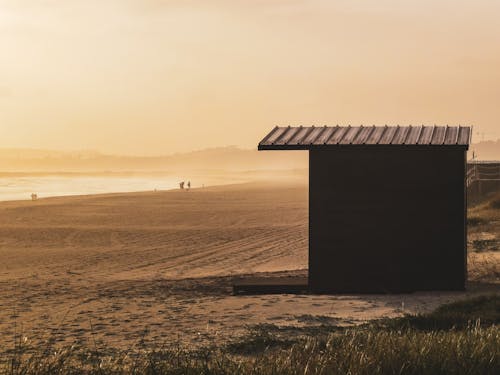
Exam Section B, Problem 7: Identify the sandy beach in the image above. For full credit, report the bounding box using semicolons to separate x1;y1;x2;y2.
0;182;498;353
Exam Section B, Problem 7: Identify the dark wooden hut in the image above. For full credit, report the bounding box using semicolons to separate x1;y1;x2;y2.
258;125;471;293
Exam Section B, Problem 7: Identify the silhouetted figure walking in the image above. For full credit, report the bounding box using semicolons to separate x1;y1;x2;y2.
179;181;185;190
187;181;191;190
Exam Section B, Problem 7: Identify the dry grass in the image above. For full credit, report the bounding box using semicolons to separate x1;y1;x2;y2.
469;191;500;225
2;296;499;375
490;195;500;210
467;192;499;283
4;327;497;375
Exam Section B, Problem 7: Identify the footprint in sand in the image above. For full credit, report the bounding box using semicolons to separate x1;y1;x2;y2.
267;316;284;321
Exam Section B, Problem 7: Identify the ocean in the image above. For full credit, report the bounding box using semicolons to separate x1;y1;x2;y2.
0;175;189;201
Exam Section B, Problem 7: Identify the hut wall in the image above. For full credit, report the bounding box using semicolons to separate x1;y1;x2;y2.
308;147;467;293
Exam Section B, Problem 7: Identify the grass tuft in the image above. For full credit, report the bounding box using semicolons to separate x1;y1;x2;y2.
2;326;498;375
379;294;500;331
490;197;500;210
1;296;499;374
468;216;488;226
226;327;296;355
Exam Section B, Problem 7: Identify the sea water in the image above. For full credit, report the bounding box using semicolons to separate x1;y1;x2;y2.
0;175;184;201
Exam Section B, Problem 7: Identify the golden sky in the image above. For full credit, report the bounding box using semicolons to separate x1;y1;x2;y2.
1;0;499;155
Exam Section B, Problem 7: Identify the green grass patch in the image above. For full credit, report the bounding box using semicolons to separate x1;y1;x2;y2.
380;294;500;331
225;328;296;355
472;239;498;252
468;216;489;226
491;199;500;209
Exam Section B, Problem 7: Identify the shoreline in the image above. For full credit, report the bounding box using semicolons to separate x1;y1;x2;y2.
0;179;307;204
0;183;216;204
0;171;307;203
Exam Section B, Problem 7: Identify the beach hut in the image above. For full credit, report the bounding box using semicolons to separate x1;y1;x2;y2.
258;125;471;293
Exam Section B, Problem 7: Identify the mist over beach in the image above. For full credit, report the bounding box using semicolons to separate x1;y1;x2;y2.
0;146;309;201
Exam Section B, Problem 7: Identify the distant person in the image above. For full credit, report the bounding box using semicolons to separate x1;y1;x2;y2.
187;181;191;190
179;181;184;190
31;193;38;201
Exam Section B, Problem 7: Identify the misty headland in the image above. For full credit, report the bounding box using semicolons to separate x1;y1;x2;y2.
0;146;308;201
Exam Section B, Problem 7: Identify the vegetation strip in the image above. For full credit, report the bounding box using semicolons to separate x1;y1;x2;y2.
2;295;498;374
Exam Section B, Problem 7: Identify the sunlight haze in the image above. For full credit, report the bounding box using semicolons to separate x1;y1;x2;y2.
1;0;499;155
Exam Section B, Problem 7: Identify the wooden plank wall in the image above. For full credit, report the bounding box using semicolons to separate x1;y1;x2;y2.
308;147;466;293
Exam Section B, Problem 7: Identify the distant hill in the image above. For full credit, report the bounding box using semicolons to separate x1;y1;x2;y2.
0;146;308;173
470;140;500;161
0;141;496;173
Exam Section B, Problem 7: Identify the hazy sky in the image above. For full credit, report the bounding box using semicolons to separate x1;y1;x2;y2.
1;0;499;155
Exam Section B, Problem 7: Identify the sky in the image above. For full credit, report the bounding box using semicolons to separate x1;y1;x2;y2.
1;0;499;155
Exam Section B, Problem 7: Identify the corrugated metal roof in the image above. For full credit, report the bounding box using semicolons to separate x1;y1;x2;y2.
258;125;471;150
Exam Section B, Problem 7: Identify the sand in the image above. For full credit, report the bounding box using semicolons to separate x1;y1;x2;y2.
0;182;498;353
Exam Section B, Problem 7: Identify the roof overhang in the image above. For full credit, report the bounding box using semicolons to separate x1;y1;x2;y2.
258;125;471;151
